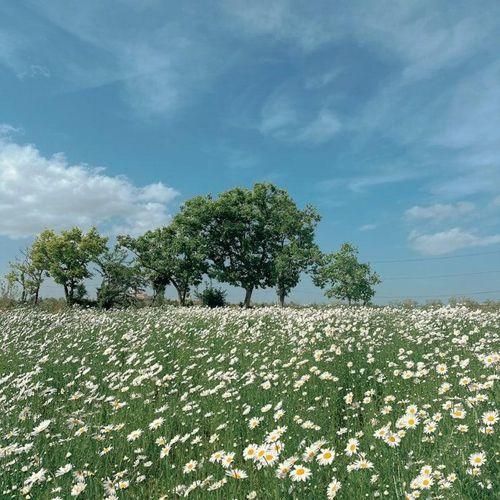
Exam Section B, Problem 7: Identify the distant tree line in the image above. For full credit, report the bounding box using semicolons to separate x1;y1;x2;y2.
6;183;380;308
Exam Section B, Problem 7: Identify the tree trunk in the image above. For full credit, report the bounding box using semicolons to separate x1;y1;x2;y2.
176;286;187;306
278;288;286;307
34;286;40;305
152;283;166;305
243;286;253;308
347;297;351;306
63;284;71;305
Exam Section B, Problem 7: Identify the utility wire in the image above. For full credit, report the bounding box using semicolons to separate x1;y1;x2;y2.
384;270;500;280
371;249;500;264
378;290;500;299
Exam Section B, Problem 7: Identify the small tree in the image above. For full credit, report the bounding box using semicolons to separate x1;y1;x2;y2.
313;243;380;305
31;227;107;305
96;246;144;309
6;247;44;304
164;223;208;305
271;205;321;306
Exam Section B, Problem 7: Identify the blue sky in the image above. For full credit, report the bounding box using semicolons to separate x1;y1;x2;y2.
1;0;499;304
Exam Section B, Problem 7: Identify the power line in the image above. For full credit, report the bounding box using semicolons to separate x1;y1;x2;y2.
371;249;500;264
378;290;500;299
384;270;500;280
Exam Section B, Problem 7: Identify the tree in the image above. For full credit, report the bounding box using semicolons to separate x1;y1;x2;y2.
118;230;172;304
119;224;207;306
313;243;381;305
31;227;107;305
95;245;145;309
271;205;321;306
6;247;44;304
175;183;314;307
165;223;208;305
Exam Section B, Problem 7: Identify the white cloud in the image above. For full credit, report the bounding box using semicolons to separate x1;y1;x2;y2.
359;224;377;231
405;202;475;221
0;129;179;238
409;227;500;255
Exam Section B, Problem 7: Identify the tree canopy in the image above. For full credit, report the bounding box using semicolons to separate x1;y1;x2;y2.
313;243;381;305
95;245;144;309
31;227;107;305
174;183;320;307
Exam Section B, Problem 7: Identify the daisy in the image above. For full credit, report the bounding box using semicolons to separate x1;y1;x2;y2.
221;452;235;468
117;481;129;490
450;407;466;419
353;454;374;470
402;414;419;429
126;429;142;442
32;420;51;435
263;450;278;465
149;417;165;430
210;451;224;463
243;444;258;461
71;482;86;496
406;405;418;415
160;445;171;458
436;364;448;375
469;452;486;467
418;475;433;489
423;422;437;434
55;464;73;477
420;465;432;476
183;460;198;474
482;410;498;426
317;448;335;465
345;438;359;456
327;477;341;498
290;465;312;482
226;469;248;479
384;433;401;447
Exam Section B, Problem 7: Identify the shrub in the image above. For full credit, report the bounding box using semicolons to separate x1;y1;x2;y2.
196;284;227;308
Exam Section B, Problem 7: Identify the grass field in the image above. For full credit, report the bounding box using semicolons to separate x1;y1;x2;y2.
0;306;498;499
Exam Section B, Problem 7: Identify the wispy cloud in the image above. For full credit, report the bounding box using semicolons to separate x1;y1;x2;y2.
221;0;495;79
259;94;340;144
317;169;418;194
0;126;179;238
305;69;342;89
7;2;226;118
296;109;341;144
409;227;500;255
17;64;51;80
359;224;377;231
405;202;475;221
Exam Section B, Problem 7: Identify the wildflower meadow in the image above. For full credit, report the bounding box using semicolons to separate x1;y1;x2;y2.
0;305;498;499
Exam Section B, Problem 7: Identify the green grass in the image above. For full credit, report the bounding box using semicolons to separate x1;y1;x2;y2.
0;306;498;499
